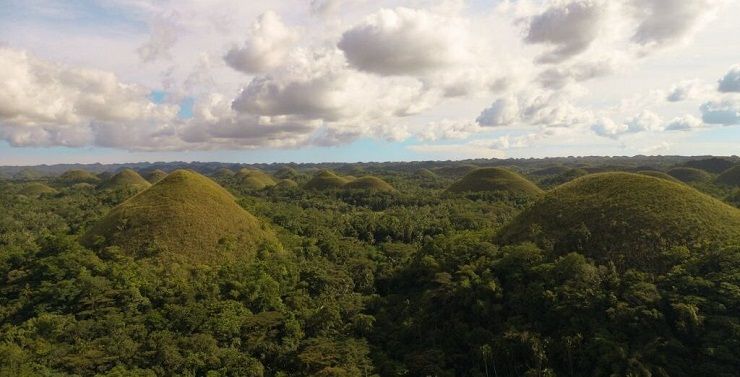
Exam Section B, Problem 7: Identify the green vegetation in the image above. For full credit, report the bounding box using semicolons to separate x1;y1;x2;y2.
235;169;278;190
144;169;168;184
304;170;349;190
637;170;683;183
100;168;151;191
716;165;740;187
58;169;101;185
667;167;713;182
682;157;736;173
82;170;278;264
213;167;236;179
499;172;740;268
539;167;588;187
18;182;57;196
344;176;396;192
447;167;543;197
274;166;299;179
415;168;438;179
433;164;478;177
1;157;739;376
274;178;298;188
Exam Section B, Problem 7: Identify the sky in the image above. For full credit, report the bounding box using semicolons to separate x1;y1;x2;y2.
0;0;738;165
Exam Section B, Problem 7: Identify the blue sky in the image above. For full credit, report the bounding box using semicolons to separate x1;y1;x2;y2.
0;0;738;165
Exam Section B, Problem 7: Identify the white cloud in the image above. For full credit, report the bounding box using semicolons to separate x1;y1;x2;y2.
224;11;299;74
477;89;593;128
718;65;740;93
665;114;704;131
665;79;708;102
338;7;470;75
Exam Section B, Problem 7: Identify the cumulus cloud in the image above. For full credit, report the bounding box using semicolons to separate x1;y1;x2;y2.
628;0;720;50
414;119;482;142
338;7;470;75
665;114;704;131
666;79;707;102
591;111;662;138
718;65;740;93
700;98;740;125
477;90;592;128
537;57;619;89
525;0;606;63
224;11;298;74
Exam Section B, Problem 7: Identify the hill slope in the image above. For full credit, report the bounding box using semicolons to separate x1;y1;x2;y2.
101;169;151;191
145;169;168;184
82;170;277;264
304;170;349;190
19;182;57;196
446;167;543;197
58;170;100;185
716;165;740;187
344;176;396;192
498;173;740;268
667;167;712;183
235;169;277;190
637;170;682;183
682;157;736;174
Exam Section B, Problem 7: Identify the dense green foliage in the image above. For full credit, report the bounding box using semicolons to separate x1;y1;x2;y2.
1;157;739;376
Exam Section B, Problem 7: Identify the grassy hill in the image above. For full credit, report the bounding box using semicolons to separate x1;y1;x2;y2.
344;176;396;192
58;169;100;185
433;164;479;178
716;165;740;187
682;157;736;174
101;169;151;191
498;173;740;268
637;170;682;183
275;179;299;188
540;168;588;187
235;169;277;190
446;167;543;197
274;166;300;179
304;170;349;190
81;170;278;264
415;168;438;179
19;182;57;196
213;168;236;180
667;167;712;183
145;169;168;184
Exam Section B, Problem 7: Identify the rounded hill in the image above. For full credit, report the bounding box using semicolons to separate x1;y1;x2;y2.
716;165;740;187
682;157;735;174
275;179;299;188
498;173;740;268
101;169;151;191
446;167;543;197
235;169;277;190
58;170;100;185
19;182;57;196
81;170;277;264
274;166;299;179
415;168;438;179
637;170;682;183
145;169;168;184
304;170;349;190
344;176;395;192
667;167;712;183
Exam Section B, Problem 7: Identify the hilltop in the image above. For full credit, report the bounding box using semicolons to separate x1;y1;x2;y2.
498;173;740;268
304;170;349;190
446;167;543;197
145;169;168;184
101;169;151;191
637;170;682;183
235;169;277;190
58;169;100;185
344;176;396;192
82;170;277;264
18;182;57;196
682;157;736;174
667;167;712;183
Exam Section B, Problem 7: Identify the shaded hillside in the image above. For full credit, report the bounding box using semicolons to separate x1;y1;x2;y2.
499;173;740;269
